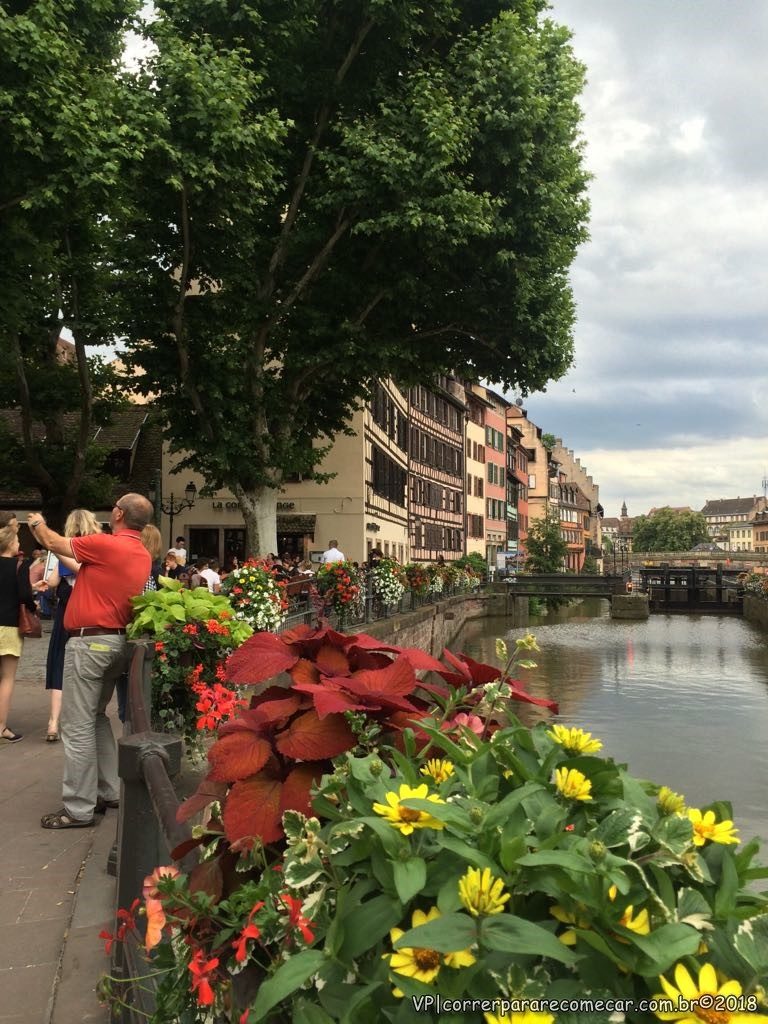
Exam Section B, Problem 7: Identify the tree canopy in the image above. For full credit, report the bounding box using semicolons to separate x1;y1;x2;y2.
631;508;709;552
0;0;137;521
118;0;590;553
525;509;568;573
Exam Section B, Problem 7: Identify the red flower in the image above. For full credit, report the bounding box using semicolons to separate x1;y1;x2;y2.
188;948;219;1006
154;641;164;652
182;624;198;635
99;898;140;955
280;893;315;944
232;901;264;963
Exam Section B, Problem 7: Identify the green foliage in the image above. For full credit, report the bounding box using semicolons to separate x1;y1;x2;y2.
582;554;599;574
456;552;488;574
632;508;710;552
0;0;139;517
541;432;557;451
525;509;569;573
116;0;589;552
128;576;253;645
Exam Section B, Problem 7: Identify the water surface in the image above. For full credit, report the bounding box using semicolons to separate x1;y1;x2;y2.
459;600;768;842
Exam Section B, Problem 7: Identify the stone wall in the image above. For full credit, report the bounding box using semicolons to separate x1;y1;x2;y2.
744;595;768;630
359;588;528;656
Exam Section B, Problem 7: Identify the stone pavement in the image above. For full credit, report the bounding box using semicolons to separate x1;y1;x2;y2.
0;623;114;1024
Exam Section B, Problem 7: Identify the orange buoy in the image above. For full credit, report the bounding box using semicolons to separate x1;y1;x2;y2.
626;580;633;593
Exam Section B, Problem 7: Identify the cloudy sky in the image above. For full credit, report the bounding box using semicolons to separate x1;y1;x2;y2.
520;0;768;519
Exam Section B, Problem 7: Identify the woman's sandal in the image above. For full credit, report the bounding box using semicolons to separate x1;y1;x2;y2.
46;731;59;743
0;728;22;743
41;809;95;829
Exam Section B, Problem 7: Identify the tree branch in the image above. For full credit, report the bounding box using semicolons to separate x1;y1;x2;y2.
278;214;351;316
259;17;374;300
8;332;56;493
62;231;94;506
172;182;215;441
354;289;386;328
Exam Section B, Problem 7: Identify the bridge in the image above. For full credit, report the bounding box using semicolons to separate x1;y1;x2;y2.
504;573;628;599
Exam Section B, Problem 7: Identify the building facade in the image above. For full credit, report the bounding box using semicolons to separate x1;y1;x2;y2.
464;388;488;558
483;388;508;567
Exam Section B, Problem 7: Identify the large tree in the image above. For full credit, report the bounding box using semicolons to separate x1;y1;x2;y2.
631;508;709;553
525;509;568;573
0;0;137;522
120;0;590;553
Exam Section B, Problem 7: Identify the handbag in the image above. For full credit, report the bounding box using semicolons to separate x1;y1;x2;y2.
19;603;42;639
16;560;42;638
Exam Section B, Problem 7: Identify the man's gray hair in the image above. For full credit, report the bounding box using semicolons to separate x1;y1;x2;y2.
119;493;154;531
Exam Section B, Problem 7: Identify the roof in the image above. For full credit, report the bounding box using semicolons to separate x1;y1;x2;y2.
0;405;149;450
602;517;620;529
648;506;692;515
701;497;760;516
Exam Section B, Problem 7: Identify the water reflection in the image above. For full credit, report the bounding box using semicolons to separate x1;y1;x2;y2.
459;601;768;842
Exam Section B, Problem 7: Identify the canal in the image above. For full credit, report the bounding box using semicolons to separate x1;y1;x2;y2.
459;599;768;843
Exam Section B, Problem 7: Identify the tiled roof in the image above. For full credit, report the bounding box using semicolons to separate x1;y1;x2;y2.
602;518;620;529
701;497;760;516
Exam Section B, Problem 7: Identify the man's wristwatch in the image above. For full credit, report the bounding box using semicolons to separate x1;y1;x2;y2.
30;519;44;529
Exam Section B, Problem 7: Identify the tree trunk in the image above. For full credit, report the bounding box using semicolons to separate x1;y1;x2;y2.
234;484;278;558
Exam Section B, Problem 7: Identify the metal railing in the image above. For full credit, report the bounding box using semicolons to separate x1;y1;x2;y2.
277;573;490;634
111;641;199;1021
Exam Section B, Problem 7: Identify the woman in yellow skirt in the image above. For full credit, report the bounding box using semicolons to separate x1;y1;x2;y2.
0;524;36;742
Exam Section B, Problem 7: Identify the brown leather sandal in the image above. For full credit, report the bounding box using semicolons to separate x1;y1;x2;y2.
41;809;95;829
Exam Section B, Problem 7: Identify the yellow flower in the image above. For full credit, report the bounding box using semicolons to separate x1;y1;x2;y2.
485;1010;554;1024
687;808;739;846
618;904;650;935
653;962;768;1023
658;785;686;815
372;784;446;836
547;724;603;755
420;758;455;783
554;767;593;802
515;633;540;652
387;907;474;996
550;903;590;945
458;867;510;917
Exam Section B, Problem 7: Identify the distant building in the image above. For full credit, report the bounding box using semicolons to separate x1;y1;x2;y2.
700;497;767;549
753;510;768;554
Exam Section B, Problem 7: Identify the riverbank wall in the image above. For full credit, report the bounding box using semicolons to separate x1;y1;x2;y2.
744;595;768;630
358;586;529;656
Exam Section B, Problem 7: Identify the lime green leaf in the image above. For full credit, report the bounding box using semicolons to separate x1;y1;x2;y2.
394;912;476;953
480;915;577;965
393;857;426;905
251;950;326;1021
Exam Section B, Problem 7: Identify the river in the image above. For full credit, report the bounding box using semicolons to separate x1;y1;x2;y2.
459;599;768;843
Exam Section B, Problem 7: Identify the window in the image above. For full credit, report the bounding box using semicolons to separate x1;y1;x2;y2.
371;445;407;506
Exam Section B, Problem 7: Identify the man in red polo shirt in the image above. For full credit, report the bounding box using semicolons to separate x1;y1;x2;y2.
28;494;152;828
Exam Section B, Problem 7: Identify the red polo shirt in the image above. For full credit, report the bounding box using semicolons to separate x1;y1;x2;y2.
64;530;151;631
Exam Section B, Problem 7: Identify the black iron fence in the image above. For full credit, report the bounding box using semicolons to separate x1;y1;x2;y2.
111;640;199;1021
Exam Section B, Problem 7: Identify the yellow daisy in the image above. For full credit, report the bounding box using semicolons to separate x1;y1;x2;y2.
458;867;510;917
547;724;603;755
657;785;686;815
550;903;590;945
687;808;739;847
387;907;474;995
554;767;593;802
420;758;455;783
372;784;446;836
653;962;768;1023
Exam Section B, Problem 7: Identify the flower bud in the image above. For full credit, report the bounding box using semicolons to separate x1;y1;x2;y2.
589;840;606;861
370;759;384;777
470;807;484;825
657;785;686;815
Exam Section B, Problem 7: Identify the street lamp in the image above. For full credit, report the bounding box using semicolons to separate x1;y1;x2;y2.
147;479;197;547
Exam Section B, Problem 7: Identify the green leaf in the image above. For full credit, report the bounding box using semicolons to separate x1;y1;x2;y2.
293;1000;335;1024
437;834;501;872
393;857;427;905
482;781;544;831
714;851;739;918
394;912;477;953
593;808;647;849
480;915;578;965
337;895;402;962
734;915;768;974
653;813;694;855
516;850;593;873
627;923;701;975
251;950;326;1022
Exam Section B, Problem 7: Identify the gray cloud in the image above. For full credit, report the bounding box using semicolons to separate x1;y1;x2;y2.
523;0;768;515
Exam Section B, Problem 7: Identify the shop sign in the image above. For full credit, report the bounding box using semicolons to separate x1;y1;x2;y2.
212;500;240;510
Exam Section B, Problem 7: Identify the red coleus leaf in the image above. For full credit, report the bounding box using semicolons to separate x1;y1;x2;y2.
225;633;299;685
275;710;354;761
342;655;416;702
251;685;297;707
218;697;300;738
304;684;369;719
345;648;393;670
507;678;559;713
398;647;449;673
170;835;206;861
457;653;503;686
208;732;272;783
280;763;325;817
223;775;283;847
176;780;228;824
279;623;320;645
314;644;350;676
188;856;224;902
290;659;321;686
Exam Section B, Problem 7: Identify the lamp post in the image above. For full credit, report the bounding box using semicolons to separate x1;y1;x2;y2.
147;479;198;547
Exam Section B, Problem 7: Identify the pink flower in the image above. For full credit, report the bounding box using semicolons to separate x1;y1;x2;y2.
445;713;484;736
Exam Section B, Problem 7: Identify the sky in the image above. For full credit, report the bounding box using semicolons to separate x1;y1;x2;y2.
519;0;768;519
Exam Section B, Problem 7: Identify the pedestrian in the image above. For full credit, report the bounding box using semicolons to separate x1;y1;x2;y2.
0;525;37;742
368;546;384;568
322;539;345;563
141;525;163;592
44;509;102;742
200;558;222;593
170;535;187;566
162;550;181;578
28;493;153;829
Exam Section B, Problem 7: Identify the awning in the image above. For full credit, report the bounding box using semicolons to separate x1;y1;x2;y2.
277;514;316;534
